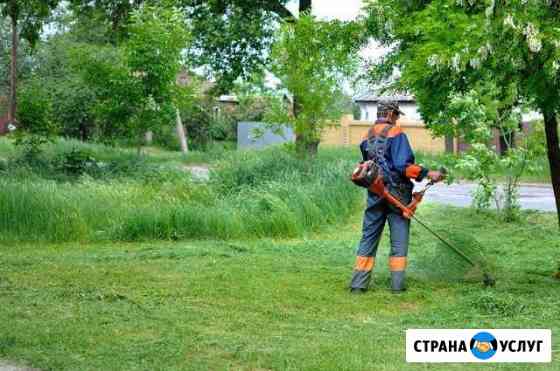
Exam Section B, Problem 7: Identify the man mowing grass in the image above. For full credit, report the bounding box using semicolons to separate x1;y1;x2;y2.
350;99;444;294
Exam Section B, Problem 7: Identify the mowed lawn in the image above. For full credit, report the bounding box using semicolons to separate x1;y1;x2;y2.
0;204;559;370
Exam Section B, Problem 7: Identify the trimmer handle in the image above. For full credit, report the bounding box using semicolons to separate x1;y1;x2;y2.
369;167;447;219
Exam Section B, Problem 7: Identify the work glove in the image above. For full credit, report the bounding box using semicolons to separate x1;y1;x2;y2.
427;169;446;183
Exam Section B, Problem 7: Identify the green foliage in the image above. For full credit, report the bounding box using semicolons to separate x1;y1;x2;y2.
207;114;235;142
16;79;56;137
433;90;546;220
69;0;293;91
56;147;100;176
267;14;364;154
12;135;51;168
76;5;189;145
13;78;58;166
184;0;288;92
233;80;278;122
124;4;189;144
0;0;60;46
79;44;138;141
175;93;237;149
126;5;188;104
34;34;99;140
423;226;496;284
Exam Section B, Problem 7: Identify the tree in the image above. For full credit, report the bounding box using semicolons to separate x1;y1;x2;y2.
268;14;363;157
80;4;189;149
0;0;59;126
67;0;320;151
126;5;189;149
0;17;33;96
364;0;560;226
434;88;545;220
69;0;297;91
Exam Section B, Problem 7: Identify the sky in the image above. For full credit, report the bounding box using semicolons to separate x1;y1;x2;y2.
282;0;386;94
286;0;365;21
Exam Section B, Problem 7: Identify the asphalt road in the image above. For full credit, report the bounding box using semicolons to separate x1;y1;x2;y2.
415;181;555;212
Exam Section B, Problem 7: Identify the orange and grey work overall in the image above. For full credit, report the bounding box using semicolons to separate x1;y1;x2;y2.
349;120;428;292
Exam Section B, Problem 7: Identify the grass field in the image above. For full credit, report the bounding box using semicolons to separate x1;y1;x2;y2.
1;205;558;370
0;137;557;369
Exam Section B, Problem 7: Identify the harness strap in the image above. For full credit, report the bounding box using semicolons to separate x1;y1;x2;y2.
366;123;392;142
366;124;396;187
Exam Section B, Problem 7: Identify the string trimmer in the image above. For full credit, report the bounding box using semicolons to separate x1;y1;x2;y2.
369;170;496;287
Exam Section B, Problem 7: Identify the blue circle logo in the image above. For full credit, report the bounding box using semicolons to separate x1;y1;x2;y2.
470;332;498;360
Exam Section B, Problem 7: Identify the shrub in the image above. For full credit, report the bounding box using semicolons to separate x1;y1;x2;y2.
17;79;56;137
56;147;100;176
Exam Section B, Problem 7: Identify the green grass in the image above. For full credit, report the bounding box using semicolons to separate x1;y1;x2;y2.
0;205;558;370
0;137;227;171
0;143;362;242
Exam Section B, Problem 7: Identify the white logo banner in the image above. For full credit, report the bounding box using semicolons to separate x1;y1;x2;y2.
406;329;551;363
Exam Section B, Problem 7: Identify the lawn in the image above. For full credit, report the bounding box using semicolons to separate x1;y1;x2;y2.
1;205;559;370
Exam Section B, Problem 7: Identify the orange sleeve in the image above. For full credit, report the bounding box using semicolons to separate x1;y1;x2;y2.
405;164;423;179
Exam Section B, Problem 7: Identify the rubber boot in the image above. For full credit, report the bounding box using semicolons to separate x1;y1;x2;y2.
391;271;406;293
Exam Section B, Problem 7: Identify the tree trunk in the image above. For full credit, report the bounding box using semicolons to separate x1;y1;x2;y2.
144;130;153;145
175;108;188;153
296;139;319;157
292;0;314;157
542;108;560;227
293;95;319;157
9;14;18;126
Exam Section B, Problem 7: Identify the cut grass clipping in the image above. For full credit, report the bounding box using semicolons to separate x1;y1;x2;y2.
420;227;497;285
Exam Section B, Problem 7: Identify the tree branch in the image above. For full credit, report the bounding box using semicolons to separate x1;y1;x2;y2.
265;0;295;20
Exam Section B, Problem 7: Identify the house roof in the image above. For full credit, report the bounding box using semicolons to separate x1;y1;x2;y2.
354;94;415;103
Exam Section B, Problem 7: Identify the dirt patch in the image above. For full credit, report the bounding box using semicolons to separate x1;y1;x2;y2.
0;361;40;371
183;165;210;181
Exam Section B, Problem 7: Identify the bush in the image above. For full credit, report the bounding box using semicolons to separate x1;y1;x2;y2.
56;147;100;176
17;79;56;137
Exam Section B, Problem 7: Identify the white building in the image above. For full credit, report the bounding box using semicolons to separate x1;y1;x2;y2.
353;94;543;154
354;94;541;124
354;95;422;122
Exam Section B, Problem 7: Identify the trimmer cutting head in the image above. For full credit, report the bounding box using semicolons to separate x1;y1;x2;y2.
424;226;497;287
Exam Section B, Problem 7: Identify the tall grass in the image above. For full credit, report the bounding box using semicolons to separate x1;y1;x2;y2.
0;143;363;242
115;147;361;241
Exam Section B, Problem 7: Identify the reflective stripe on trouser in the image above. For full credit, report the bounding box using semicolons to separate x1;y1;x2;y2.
350;256;376;289
350;195;410;289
